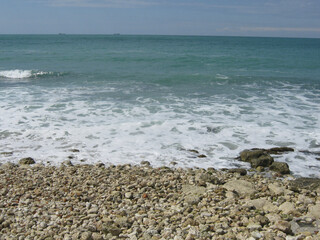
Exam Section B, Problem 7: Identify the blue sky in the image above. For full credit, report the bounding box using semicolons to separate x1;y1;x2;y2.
1;0;320;37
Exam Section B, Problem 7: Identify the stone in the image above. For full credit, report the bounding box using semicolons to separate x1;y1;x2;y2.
19;157;35;165
307;203;320;219
279;202;295;214
140;161;151;166
227;168;247;176
268;183;285;195
62;160;73;166
249;198;278;213
223;179;255;197
91;233;103;240
269;162;290;174
80;232;92;240
289;178;320;191
240;149;266;162
266;147;294;154
250;155;274;168
198;172;220;184
272;220;292;234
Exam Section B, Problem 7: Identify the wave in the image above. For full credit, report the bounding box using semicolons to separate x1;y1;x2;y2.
0;69;59;79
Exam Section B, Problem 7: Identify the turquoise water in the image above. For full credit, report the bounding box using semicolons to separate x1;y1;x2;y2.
1;35;320;177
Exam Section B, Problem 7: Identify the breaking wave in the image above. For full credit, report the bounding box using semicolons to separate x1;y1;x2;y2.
0;70;58;79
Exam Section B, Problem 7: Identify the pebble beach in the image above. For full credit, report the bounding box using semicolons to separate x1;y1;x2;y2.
1;159;320;240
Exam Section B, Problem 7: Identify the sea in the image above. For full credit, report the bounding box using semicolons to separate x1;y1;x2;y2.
0;35;319;177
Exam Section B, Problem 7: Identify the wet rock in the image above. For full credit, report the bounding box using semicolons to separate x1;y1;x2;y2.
19;157;35;165
250;155;274;168
227;168;247;176
240;149;266;162
0;151;13;156
140;161;151;166
70;149;80;152
269;161;290;174
239;149;274;168
289;178;320;191
266;147;294;154
62;160;73;166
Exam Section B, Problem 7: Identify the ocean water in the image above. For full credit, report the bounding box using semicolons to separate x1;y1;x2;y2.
0;35;320;177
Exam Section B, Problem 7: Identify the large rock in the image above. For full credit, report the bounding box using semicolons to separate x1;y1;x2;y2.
240;150;265;162
269;162;290;174
279;202;295;214
182;185;206;205
289;178;320;192
249;198;278;213
223;180;255;197
307;203;320;219
19;157;35;165
239;149;274;168
250;155;274;168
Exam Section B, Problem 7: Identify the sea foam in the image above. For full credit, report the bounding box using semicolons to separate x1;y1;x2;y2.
0;70;53;79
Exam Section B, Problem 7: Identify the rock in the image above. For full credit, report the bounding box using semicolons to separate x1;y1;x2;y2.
80;232;92;240
198;172;220;184
239;149;274;168
62;160;73;166
91;233;103;240
266;147;294;154
223;179;255;197
247;222;262;231
95;163;105;168
250;155;274;168
227;168;247;176
268;183;285;195
19;157;35;165
0;151;13;156
272;220;293;234
70;149;80;152
240;149;266;162
289;178;320;191
140;161;151;166
249;198;278;213
269;162;290;174
197;154;207;158
255;215;270;226
125;192;133;199
182;185;206;195
185;195;201;205
279;202;295;214
307;203;320;219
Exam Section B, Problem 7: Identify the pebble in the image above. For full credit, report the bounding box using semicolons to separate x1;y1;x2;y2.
0;164;319;239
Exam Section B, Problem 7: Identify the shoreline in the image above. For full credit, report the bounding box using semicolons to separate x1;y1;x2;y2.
1;161;320;239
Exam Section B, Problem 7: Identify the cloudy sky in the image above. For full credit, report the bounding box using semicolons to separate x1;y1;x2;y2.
1;0;320;37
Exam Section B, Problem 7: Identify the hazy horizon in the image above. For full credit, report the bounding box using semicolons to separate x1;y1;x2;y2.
1;0;320;38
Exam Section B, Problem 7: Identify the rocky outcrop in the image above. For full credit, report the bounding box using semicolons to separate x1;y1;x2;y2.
238;148;292;174
269;162;290;174
18;157;35;165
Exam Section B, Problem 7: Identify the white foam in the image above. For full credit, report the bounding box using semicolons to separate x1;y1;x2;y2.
0;70;33;79
0;69;52;79
0;82;319;177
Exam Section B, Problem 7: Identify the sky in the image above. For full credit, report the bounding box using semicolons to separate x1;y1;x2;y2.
1;0;320;38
